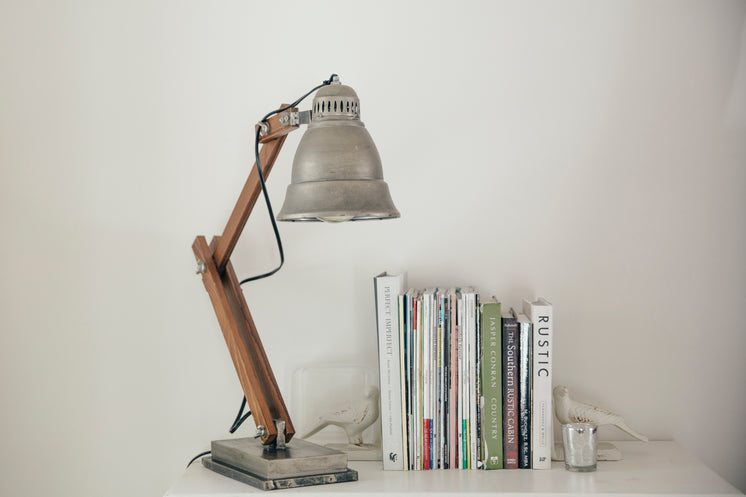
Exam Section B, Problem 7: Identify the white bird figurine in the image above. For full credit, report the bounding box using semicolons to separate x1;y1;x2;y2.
301;386;380;445
553;385;648;442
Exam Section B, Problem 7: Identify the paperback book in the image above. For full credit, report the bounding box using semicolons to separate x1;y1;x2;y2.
522;298;553;470
515;311;532;468
480;298;503;469
374;272;407;470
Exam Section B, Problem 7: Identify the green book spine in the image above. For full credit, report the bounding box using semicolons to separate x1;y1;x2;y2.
480;300;503;469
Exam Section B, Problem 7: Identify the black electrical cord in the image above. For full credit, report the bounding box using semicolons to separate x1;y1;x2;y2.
229;396;252;434
186;450;211;468
186;396;253;468
236;124;286;284
238;74;337;285
187;75;338;469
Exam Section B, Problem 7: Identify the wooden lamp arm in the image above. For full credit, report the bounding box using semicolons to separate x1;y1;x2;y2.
213;109;298;271
192;106;299;445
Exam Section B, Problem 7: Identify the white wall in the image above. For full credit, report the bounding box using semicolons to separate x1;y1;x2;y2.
1;1;744;495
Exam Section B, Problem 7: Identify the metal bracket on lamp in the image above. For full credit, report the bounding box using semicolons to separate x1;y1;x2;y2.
279;110;312;126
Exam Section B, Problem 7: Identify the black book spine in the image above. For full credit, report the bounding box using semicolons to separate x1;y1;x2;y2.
518;317;532;468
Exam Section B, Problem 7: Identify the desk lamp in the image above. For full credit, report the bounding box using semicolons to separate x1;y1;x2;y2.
191;75;399;490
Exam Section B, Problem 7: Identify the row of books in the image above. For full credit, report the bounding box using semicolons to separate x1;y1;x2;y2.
373;272;554;471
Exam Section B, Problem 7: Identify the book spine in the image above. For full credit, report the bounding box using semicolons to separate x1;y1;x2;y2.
432;292;443;469
480;300;503;469
411;293;418;470
459;290;469;468
465;291;472;469
457;290;466;468
517;315;532;469
502;312;519;469
438;291;447;469
399;294;409;471
429;291;437;469
414;294;422;470
374;274;405;470
423;419;431;470
406;291;415;469
428;292;435;470
469;292;478;468
421;293;431;470
523;299;553;470
448;291;458;469
474;293;482;468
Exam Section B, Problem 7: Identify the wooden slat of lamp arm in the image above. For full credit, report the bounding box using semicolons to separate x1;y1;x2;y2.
193;106;299;445
213;108;298;272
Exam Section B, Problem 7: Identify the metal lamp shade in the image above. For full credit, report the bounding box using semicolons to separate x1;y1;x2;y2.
277;82;400;222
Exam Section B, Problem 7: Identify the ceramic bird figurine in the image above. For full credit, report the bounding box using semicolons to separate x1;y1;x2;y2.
301;385;380;445
553;385;648;442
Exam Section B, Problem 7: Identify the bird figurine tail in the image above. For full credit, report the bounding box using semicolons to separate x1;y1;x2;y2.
300;420;327;440
616;422;649;443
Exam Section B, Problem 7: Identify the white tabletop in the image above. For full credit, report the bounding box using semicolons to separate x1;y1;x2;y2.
165;441;742;496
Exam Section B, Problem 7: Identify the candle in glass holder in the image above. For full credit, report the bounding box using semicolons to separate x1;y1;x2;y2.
562;423;598;472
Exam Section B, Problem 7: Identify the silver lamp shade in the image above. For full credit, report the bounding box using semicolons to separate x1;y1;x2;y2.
277;80;400;222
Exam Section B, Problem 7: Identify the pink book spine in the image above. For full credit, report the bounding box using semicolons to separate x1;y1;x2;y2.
449;293;458;468
423;419;431;470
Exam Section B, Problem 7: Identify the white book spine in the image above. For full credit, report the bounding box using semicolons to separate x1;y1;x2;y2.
461;289;473;468
468;291;478;468
374;272;406;470
424;292;432;469
406;291;415;469
522;298;553;470
456;290;464;469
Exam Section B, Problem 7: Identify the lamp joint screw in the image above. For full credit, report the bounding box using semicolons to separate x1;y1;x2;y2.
195;260;207;275
254;425;267;438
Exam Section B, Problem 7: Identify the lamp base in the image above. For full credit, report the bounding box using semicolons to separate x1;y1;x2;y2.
203;437;358;491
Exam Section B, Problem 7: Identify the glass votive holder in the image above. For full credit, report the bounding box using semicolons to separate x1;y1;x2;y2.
562;423;598;472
